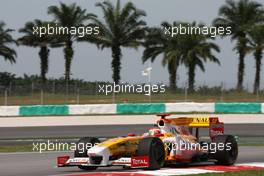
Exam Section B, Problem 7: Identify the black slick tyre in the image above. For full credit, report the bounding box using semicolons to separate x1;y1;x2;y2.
74;137;100;170
137;137;165;170
212;135;238;165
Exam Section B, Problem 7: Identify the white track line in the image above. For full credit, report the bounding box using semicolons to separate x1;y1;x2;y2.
237;162;264;167
137;168;222;175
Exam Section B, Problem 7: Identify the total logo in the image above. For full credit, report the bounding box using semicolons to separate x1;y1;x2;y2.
131;156;149;168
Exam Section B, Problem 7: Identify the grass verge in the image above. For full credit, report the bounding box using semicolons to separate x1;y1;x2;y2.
0;145;34;153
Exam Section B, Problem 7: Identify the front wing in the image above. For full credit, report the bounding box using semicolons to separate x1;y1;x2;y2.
57;155;150;168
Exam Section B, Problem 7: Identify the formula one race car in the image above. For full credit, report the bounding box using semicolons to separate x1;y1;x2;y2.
57;114;238;170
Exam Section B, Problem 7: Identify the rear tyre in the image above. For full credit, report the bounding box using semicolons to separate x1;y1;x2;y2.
137;137;165;170
74;137;100;170
212;135;238;165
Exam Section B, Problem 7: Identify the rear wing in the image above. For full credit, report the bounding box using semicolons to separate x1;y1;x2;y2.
157;114;224;139
158;116;220;127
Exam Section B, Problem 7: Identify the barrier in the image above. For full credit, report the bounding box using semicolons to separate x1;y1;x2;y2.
0;103;263;116
117;103;165;114
69;104;116;115
262;103;264;113
0;106;19;116
215;103;261;113
165;102;214;113
19;105;69;116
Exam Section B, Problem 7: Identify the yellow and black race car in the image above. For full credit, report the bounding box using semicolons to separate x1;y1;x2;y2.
57;114;238;170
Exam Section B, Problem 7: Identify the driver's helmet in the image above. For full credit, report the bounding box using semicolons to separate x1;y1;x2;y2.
148;128;161;136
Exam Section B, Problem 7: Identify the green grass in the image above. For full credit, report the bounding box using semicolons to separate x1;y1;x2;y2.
0;145;34;153
0;144;72;153
186;170;264;176
0;91;263;105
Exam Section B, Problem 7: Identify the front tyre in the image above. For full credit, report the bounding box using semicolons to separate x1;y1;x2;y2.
137;137;165;170
74;137;100;171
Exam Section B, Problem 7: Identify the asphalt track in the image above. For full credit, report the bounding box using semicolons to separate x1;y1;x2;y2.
0;124;263;139
0;146;263;176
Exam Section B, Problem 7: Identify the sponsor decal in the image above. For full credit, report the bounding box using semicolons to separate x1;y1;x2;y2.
67;158;89;165
131;156;149;168
210;122;224;139
112;157;131;165
192;117;209;126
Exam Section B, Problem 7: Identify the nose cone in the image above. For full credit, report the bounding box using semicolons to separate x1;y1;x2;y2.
88;146;111;165
88;146;108;156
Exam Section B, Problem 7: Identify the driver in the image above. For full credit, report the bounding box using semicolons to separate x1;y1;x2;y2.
148;128;162;136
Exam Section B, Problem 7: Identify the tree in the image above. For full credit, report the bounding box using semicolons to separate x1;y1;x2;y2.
180;22;220;92
81;0;146;84
18;20;57;84
0;72;16;87
248;25;264;94
213;0;264;91
48;3;96;81
142;23;182;91
0;22;17;64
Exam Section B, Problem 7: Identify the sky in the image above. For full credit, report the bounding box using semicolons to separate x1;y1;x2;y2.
0;0;264;90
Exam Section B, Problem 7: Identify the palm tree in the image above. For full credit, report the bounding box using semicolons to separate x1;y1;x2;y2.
0;22;17;64
142;23;182;91
81;0;146;84
213;0;264;91
18;20;57;84
181;22;220;92
248;25;264;94
48;2;96;81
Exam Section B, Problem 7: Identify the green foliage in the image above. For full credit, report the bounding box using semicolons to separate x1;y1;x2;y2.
0;72;16;87
80;0;147;83
143;23;182;90
18;20;58;83
143;22;220;92
0;22;17;63
48;2;96;81
1;0;264;96
213;0;264;91
247;25;264;94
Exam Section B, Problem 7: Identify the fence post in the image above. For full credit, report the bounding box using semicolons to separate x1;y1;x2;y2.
256;88;260;102
53;81;56;94
76;88;80;104
112;91;115;104
31;82;34;97
4;89;8;106
65;79;69;104
184;82;188;102
95;82;98;96
220;82;224;102
40;89;43;105
9;82;12;96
